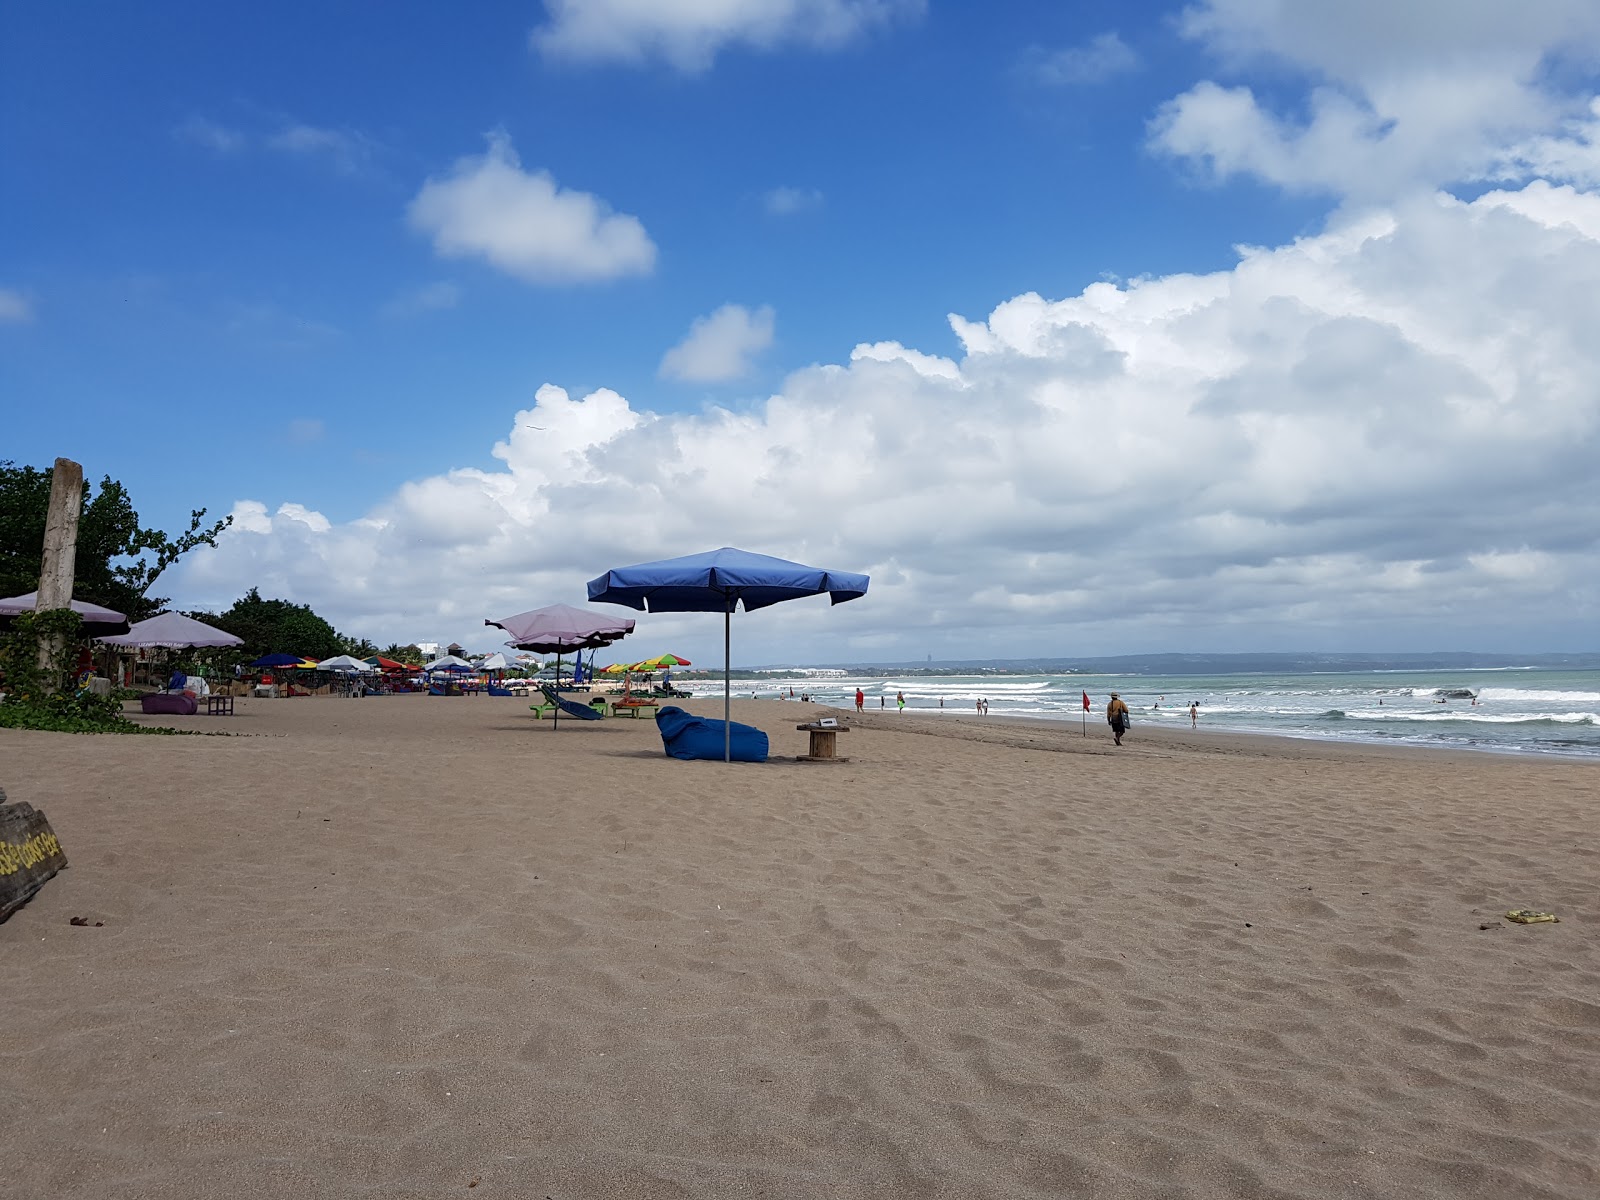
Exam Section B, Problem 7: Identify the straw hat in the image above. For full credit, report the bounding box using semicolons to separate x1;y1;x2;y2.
1110;691;1120;698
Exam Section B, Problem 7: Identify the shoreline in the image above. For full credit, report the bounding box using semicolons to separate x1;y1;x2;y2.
798;699;1600;765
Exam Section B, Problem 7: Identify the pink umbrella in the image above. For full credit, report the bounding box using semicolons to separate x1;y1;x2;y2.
486;603;635;653
485;604;635;729
0;591;130;637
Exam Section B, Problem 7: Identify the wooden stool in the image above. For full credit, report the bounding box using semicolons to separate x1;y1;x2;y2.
205;694;235;716
796;722;849;763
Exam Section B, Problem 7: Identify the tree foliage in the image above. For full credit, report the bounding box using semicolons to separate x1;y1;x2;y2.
0;608;142;732
384;642;426;664
0;460;231;621
197;588;345;662
339;635;380;659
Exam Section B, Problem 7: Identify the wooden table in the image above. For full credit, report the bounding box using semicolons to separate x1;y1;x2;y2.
205;694;235;716
795;722;849;763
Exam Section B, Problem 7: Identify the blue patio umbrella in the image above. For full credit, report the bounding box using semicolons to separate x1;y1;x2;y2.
587;547;869;761
249;652;306;668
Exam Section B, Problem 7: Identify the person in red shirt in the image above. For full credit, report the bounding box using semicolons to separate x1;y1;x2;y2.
855;688;865;712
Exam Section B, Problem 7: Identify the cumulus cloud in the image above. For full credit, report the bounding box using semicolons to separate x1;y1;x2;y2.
764;185;824;215
659;303;776;382
1493;97;1600;188
407;131;656;284
1151;0;1600;199
0;288;34;323
171;181;1600;659
532;0;924;72
1025;32;1139;86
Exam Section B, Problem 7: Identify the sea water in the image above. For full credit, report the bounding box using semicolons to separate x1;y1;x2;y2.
743;667;1600;760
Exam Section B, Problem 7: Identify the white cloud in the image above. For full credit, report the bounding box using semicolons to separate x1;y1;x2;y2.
0;288;34;323
267;123;374;173
225;303;341;351
407;131;656;284
1493;97;1600;188
381;282;462;319
171;181;1600;658
1151;0;1600;199
174;115;245;153
659;303;776;382
1026;32;1138;86
532;0;924;72
764;185;823;215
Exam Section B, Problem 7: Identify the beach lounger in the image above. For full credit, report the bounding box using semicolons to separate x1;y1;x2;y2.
539;685;603;721
610;698;660;718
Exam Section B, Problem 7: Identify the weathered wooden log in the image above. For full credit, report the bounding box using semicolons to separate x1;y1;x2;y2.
36;457;85;686
0;788;70;923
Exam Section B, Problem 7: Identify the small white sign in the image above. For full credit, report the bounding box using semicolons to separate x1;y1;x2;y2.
818;717;838;728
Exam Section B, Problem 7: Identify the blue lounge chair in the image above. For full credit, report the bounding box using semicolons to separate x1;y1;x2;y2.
540;684;602;721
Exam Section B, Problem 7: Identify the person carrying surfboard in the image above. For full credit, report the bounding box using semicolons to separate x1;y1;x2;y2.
1106;692;1131;746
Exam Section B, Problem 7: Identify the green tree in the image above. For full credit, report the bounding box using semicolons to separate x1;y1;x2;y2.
201;588;343;661
0;461;231;621
339;635;380;659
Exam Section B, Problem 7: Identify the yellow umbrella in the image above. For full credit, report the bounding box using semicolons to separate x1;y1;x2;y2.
632;653;692;670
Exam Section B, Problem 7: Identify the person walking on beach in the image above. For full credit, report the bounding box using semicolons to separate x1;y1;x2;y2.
855;688;865;712
896;690;906;712
1189;701;1198;729
1106;692;1130;746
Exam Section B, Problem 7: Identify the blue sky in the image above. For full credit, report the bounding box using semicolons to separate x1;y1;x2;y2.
5;2;1600;662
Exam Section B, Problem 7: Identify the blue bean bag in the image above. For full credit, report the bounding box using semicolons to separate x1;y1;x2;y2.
655;705;768;763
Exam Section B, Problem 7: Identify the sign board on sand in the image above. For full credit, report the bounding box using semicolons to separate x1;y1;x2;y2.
0;787;69;922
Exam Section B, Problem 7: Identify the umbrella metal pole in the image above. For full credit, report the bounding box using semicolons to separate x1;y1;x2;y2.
724;600;732;762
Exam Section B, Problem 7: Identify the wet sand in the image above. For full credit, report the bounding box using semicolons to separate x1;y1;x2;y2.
2;694;1597;1198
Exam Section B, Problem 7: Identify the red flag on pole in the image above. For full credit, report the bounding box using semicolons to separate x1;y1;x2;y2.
1082;690;1091;711
1081;690;1090;737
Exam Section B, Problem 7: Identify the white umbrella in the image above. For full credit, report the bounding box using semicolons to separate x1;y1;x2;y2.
479;652;509;672
316;654;375;673
424;654;474;671
97;611;242;649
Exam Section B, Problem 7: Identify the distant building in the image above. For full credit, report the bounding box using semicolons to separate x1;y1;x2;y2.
416;642;442;659
447;642;465;658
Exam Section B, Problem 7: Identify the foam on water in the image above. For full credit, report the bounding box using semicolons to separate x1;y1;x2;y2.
747;666;1600;758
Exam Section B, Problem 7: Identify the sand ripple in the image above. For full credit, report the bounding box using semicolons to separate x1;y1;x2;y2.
2;698;1597;1197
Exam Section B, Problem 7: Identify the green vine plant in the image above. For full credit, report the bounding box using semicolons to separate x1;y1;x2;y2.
0;608;144;733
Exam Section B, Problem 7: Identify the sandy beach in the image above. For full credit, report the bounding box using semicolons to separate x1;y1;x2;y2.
2;694;1596;1199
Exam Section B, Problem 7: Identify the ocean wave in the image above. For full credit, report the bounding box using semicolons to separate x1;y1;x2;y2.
1476;687;1600;703
1351;710;1598;726
1317;709;1347;721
